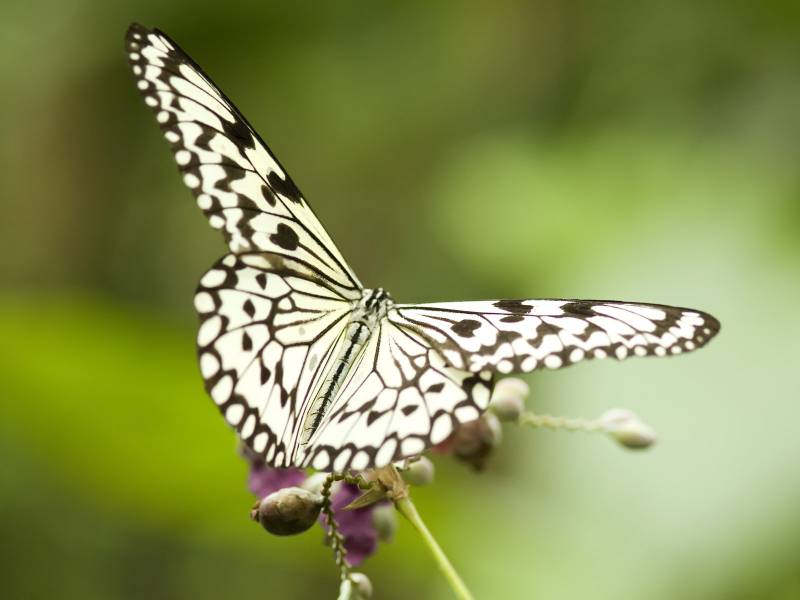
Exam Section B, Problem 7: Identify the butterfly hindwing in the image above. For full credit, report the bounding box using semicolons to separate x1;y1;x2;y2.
125;23;361;293
195;252;356;467
300;320;493;471
390;299;720;374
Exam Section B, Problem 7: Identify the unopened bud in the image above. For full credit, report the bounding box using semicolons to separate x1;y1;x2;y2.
599;408;657;450
338;573;373;599
441;412;504;471
490;392;526;422
372;503;397;542
401;456;435;487
350;573;373;598
493;377;530;401
485;412;503;445
301;472;330;495
492;378;529;422
250;486;323;536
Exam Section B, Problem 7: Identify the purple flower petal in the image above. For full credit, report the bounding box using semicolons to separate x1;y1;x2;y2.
248;466;306;498
322;483;385;566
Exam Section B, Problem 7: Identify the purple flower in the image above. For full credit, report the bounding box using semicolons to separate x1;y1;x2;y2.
323;483;385;566
248;465;306;498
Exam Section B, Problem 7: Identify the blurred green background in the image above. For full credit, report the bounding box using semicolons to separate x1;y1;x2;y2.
2;2;799;599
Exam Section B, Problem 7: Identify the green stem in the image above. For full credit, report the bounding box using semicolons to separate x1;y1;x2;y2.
395;496;474;600
518;411;601;433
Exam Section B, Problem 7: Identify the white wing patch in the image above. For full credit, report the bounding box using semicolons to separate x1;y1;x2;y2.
390;299;720;374
126;23;360;294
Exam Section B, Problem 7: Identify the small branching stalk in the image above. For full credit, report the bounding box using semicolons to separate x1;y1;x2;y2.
518;408;657;450
519;411;603;433
248;378;659;599
321;474;352;582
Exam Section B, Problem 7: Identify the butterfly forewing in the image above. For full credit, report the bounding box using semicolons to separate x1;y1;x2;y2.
390;300;720;374
125;24;361;293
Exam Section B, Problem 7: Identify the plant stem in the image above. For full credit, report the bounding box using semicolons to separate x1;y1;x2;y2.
518;411;601;433
395;496;474;600
320;474;350;582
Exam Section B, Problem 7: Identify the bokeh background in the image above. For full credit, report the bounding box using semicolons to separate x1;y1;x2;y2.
2;2;800;599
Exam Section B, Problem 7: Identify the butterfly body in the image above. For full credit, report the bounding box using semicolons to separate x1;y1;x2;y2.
127;23;720;472
302;287;394;444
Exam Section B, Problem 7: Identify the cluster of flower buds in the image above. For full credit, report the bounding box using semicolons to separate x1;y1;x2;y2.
241;375;659;597
242;445;395;566
431;377;527;469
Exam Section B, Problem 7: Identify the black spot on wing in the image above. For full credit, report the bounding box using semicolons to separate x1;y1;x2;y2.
561;301;598;317
242;331;253;351
260;364;271;385
267;171;302;203
222;118;254;147
243;298;255;318
500;314;524;323
367;410;386;426
452;319;481;337
270;223;299;250
401;405;418;417
260;184;277;207
426;382;445;394
497;330;522;343
255;273;267;289
494;299;532;314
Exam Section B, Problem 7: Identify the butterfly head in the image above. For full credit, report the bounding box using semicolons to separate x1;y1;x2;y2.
361;287;394;316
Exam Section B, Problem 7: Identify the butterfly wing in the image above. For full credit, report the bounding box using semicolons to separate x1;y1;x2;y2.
299;318;493;471
127;24;368;466
196;252;361;467
125;23;361;293
389;299;720;374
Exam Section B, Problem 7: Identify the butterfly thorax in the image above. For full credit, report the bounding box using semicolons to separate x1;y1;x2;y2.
301;288;394;444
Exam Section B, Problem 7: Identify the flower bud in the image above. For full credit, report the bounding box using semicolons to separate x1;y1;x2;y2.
401;456;435;487
338;573;373;599
489;394;525;422
350;573;373;598
484;412;503;445
493;377;530;401
301;472;330;495
599;408;657;450
250;486;323;536
371;503;397;542
489;378;529;421
438;412;503;471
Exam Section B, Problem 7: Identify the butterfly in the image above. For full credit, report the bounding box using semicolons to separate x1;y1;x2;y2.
126;23;720;473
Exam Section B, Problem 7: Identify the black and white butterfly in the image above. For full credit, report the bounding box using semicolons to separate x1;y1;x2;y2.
126;24;720;473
